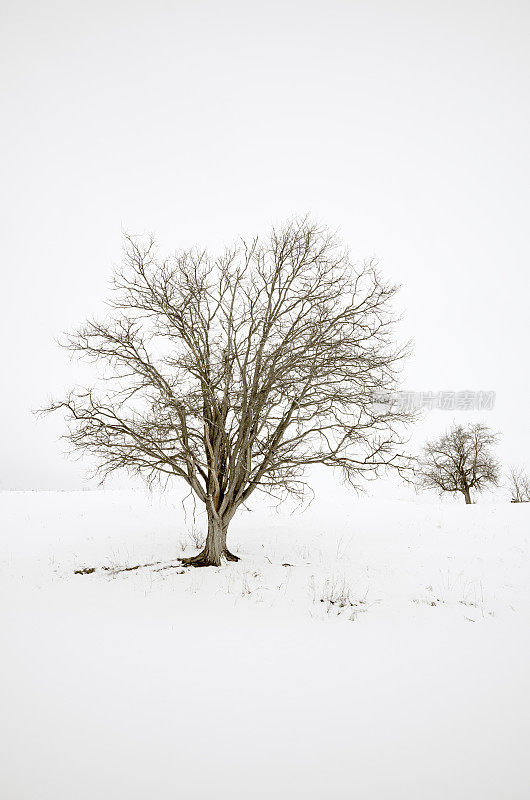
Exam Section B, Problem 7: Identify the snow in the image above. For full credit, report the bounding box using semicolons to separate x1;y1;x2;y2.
1;488;529;799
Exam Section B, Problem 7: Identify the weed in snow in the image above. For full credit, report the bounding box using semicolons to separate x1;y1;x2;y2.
311;575;369;620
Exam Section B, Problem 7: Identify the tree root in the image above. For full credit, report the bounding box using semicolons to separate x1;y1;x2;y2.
75;559;184;576
73;551;241;575
102;560;166;573
179;553;215;568
179;549;240;568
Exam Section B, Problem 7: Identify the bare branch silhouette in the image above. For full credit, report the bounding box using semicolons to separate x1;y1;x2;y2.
42;218;413;565
507;465;530;503
416;423;500;504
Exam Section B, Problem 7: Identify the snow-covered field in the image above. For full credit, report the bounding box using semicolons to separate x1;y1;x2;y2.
1;488;529;799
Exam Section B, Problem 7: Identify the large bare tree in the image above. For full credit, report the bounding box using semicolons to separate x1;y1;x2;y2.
44;219;411;565
416;423;500;504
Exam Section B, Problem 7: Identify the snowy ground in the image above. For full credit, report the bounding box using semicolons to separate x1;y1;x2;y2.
1;488;529;799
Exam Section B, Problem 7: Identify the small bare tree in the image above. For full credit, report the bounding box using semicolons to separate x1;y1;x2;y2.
44;218;412;565
416;423;500;504
507;466;530;503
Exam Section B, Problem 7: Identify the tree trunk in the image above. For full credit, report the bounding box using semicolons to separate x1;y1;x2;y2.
463;487;472;504
181;511;239;567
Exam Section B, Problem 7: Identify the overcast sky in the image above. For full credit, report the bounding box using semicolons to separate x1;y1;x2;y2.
1;0;529;491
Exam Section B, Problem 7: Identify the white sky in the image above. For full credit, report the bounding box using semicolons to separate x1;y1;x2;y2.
1;0;529;490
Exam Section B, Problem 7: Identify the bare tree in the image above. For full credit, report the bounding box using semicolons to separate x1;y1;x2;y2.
416;423;500;504
507;466;530;503
43;218;412;565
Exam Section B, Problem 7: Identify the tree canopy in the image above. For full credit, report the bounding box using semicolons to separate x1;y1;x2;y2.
45;219;412;564
417;423;500;504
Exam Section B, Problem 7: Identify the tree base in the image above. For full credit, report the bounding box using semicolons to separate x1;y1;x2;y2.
180;548;240;568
